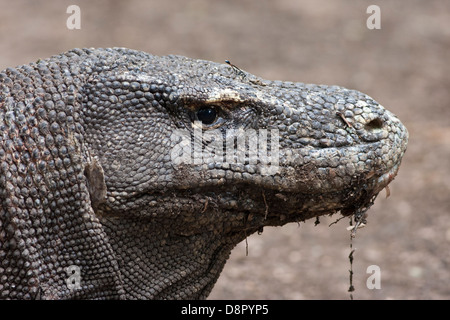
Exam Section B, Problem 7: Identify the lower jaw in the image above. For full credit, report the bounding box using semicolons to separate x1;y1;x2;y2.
375;162;401;193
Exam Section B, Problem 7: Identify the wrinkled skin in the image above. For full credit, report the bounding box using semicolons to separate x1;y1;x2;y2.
0;48;408;299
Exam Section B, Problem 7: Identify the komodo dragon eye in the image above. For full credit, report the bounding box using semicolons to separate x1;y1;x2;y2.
196;107;217;125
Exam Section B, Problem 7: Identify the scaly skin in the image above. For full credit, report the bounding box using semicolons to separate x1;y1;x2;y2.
0;48;408;299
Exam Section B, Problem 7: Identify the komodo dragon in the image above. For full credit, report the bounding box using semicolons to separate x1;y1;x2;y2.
0;48;408;299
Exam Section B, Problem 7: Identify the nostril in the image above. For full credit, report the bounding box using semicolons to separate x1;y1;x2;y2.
365;118;383;131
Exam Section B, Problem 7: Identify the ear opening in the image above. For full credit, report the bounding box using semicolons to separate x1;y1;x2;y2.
84;156;107;211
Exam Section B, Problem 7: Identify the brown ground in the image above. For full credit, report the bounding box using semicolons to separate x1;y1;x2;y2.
0;0;448;300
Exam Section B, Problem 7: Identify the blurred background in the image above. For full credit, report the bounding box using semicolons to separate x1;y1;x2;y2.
0;0;448;299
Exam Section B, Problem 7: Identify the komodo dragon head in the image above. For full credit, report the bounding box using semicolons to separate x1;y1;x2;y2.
0;48;408;299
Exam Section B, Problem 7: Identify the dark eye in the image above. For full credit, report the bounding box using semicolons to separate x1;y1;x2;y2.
196;107;217;125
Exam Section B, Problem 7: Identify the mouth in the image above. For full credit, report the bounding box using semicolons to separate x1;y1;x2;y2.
331;161;402;233
373;162;401;194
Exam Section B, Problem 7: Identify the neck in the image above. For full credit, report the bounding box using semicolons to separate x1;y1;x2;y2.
100;216;242;299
